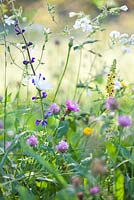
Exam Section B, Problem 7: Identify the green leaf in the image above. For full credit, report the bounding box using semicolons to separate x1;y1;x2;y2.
114;170;124;200
17;185;35;200
56;120;69;139
106;142;117;161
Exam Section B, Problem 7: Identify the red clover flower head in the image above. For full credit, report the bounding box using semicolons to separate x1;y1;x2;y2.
56;140;69;153
66;100;80;112
89;186;99;195
118;115;131;127
27;135;38;147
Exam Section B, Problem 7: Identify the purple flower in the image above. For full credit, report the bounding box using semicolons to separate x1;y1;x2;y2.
35;119;41;126
66;100;80;112
105;97;118;110
49;103;60;114
42;92;47;99
23;60;29;65
27;135;38;147
89;186;99;195
118;115;131;127
56;140;69;153
30;57;35;64
41;119;48;127
44;111;52;118
0;120;4;129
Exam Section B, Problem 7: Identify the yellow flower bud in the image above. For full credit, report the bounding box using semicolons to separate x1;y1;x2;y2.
83;127;93;136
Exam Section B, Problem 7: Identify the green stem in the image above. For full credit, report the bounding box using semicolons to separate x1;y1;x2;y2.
53;45;72;102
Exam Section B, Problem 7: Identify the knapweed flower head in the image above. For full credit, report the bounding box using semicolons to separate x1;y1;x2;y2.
120;5;128;11
56;140;69;153
27;135;38;147
66;100;80;112
83;127;93;136
89;186;99;195
118;115;131;127
105;97;118;110
49;103;60;114
32;73;51;91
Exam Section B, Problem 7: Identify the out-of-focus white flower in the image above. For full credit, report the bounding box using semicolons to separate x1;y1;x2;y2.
129;34;134;45
109;31;120;39
73;16;93;33
4;15;15;26
87;89;92;96
32;73;51;91
120;5;128;11
119;33;129;45
44;27;51;34
69;12;77;18
121;46;130;53
114;80;122;90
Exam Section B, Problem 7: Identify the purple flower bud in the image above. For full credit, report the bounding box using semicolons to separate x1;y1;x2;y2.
22;45;27;49
42;92;47;99
41;120;48;127
118;115;131;127
35;119;41;126
66;100;80;112
27;135;38;147
0;120;4;129
56;140;69;153
49;103;60;114
28;42;33;46
44;111;52;118
30;57;35;64
23;60;29;65
32;96;36;100
105;97;118;110
89;186;99;195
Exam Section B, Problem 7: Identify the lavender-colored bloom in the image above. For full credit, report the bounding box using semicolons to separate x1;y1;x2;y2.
56;140;69;153
44;111;52;118
49;103;60;114
6;141;12;149
27;135;38;147
118;115;131;127
105;97;118;110
66;100;80;112
0;120;3;129
89;186;99;194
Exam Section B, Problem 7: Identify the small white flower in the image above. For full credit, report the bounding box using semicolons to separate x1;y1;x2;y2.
44;27;51;34
109;31;120;39
32;74;51;91
69;12;77;18
119;33;129;45
4;15;15;26
129;34;134;45
121;46;130;53
120;5;128;11
73;16;93;33
87;89;92;97
73;19;81;29
114;80;122;90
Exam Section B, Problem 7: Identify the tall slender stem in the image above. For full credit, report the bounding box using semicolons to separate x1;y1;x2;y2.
53;44;72;102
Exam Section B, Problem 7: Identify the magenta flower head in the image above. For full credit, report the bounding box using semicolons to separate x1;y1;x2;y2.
66;100;80;112
56;140;69;153
27;135;38;147
89;186;99;195
105;97;118;110
0;120;4;129
49;103;60;114
118;115;131;127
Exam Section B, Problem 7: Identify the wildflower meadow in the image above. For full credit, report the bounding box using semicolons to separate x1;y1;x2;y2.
0;0;134;199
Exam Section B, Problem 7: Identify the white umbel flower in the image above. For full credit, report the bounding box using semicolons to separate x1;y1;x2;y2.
120;5;128;11
32;74;51;91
